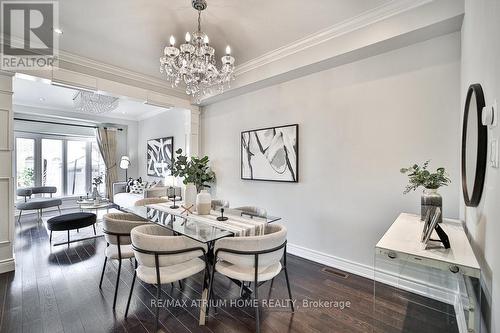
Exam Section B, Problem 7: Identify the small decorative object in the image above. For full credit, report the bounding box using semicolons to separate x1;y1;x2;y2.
422;208;450;249
147;136;174;177
183;183;198;211
91;175;103;200
196;190;212;215
216;208;228;221
401;161;451;223
180;204;194;215
165;175;179;209
171;148;216;192
241;124;298;182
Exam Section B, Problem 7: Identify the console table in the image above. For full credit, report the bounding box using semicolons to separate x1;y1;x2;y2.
375;213;481;333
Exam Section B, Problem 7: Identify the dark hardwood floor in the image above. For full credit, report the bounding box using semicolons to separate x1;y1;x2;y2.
0;210;459;333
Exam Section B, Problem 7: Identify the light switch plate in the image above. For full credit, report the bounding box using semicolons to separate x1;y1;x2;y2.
491;139;499;168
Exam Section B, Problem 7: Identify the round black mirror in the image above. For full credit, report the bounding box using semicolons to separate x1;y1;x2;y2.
461;83;487;207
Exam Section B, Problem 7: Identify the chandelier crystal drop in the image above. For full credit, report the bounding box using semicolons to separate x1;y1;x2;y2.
73;90;119;114
160;0;235;103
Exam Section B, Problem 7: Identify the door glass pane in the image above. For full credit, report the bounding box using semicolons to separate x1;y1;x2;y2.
16;138;35;189
42;139;63;196
67;141;87;196
91;141;106;196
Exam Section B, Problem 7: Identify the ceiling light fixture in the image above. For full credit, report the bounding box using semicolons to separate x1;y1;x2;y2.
160;0;235;103
73;90;119;114
54;28;63;34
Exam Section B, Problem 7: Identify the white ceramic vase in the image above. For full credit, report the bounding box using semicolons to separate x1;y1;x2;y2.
196;190;212;215
183;183;197;211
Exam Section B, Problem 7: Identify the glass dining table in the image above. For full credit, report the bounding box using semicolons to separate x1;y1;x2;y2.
119;202;281;325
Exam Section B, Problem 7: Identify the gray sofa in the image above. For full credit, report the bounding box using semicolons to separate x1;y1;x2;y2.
16;186;62;223
112;182;181;208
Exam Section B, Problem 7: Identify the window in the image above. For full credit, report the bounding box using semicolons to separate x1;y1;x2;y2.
67;140;88;196
41;139;63;196
16;138;35;188
15;134;106;197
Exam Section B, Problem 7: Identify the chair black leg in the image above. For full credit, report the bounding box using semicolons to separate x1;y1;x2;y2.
93;224;96;235
57;206;61;215
125;261;137;318
178;279;183;290
284;267;294;312
254;255;260;333
99;256;107;289
17;210;22;224
113;260;121;309
49;231;53;244
208;264;216;315
254;277;260;333
67;230;70;245
155;283;161;333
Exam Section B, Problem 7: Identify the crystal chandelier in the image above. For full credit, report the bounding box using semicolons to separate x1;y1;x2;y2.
160;0;235;103
73;90;119;114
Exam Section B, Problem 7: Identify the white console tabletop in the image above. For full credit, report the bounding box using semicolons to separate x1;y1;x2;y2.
376;213;480;277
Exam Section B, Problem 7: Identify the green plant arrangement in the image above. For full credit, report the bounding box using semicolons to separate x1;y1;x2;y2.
171;148;216;192
400;160;451;194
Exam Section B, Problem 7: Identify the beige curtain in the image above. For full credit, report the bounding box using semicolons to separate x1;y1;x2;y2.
96;127;118;200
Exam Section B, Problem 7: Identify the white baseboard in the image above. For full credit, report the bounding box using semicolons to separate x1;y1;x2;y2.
287;243;374;279
0;258;15;274
287;243;457;305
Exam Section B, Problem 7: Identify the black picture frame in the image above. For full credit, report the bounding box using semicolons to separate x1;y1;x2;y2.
241;124;299;183
461;84;487;207
147;136;174;177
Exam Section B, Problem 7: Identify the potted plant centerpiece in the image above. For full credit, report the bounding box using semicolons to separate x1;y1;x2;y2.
400;161;451;223
171;149;216;214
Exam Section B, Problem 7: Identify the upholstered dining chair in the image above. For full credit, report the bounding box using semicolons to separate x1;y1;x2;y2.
234;206;267;217
134;197;169;206
125;224;210;332
100;213;148;309
211;199;230;209
209;223;293;333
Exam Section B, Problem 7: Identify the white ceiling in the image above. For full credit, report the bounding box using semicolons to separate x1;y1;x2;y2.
54;0;390;79
12;76;171;121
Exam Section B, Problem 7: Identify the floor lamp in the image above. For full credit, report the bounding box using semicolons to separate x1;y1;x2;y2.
120;156;130;181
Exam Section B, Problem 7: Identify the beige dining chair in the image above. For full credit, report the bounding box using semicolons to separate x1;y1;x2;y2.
125;224;209;332
100;213;148;309
234;206;267;217
211;199;230;209
209;223;293;333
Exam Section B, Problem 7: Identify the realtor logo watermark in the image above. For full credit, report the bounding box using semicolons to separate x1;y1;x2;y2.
1;1;59;70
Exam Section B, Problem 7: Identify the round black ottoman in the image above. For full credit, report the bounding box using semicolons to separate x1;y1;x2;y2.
47;212;97;244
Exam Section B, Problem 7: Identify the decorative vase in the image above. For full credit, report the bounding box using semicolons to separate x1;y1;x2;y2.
421;188;443;223
183;183;197;211
91;186;100;200
196;190;212;215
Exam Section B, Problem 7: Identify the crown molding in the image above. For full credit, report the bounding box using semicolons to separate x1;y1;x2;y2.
235;0;434;76
58;50;187;97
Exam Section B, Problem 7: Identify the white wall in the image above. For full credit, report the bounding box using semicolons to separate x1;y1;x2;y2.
461;0;500;332
137;108;188;183
201;33;461;269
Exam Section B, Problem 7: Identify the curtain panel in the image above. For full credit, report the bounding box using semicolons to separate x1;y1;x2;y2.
96;127;118;200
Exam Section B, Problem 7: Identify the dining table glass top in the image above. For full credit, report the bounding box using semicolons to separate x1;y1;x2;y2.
120;203;281;244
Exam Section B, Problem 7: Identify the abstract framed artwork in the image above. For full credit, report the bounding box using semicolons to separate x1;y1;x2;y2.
147;136;174;177
241;124;298;182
